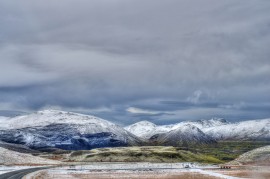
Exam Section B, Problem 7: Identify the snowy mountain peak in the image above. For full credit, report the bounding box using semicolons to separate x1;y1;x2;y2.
194;118;228;128
37;109;68;114
124;120;156;138
125;118;230;139
166;124;206;139
130;120;156;127
36;109;89;117
7;110;107;129
178;124;202;132
205;118;270;140
150;124;216;146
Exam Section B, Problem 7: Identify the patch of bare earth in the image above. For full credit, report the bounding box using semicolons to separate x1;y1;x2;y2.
27;171;50;179
206;167;270;179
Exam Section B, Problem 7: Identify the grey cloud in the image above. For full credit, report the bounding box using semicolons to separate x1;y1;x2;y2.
0;0;269;124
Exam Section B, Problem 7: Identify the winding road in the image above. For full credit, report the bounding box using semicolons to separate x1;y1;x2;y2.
0;167;49;179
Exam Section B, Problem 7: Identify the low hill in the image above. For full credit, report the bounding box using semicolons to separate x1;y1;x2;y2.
66;146;221;163
228;145;270;166
0;140;39;154
0;147;60;165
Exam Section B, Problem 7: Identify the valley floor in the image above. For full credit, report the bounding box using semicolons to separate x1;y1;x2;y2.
22;163;269;179
2;163;270;179
29;169;233;179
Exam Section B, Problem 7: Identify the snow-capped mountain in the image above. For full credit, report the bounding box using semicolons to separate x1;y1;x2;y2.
126;118;270;141
124;121;157;139
0;110;142;150
125;118;228;139
188;118;228;129
149;124;216;147
204;118;270;140
1;110;269;150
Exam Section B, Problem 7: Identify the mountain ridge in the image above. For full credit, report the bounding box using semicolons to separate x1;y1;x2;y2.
125;118;270;141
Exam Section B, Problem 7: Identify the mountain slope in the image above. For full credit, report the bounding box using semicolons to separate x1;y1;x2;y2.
0;140;39;154
188;118;228;129
125;118;228;139
124;121;157;139
0;110;142;150
126;118;270;141
149;124;216;147
228;145;270;165
205;118;270;140
0;147;59;165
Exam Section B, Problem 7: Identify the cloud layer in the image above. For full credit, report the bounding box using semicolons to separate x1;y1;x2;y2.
0;0;270;124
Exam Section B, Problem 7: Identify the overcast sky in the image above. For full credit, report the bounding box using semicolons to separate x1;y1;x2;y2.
0;0;270;125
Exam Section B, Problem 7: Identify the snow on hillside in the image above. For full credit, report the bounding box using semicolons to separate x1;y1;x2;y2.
188;118;228;129
126;118;270;140
0;147;59;165
125;118;228;139
205;118;270;140
5;110;134;137
0;110;142;150
8;110;113;129
151;124;215;146
124;121;157;139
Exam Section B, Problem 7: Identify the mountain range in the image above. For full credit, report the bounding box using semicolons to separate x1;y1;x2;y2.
0;110;269;150
125;118;270;141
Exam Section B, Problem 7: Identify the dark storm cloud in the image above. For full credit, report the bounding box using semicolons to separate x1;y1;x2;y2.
0;0;270;124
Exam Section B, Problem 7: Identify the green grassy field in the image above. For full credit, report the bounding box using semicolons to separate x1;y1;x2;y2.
185;141;270;162
39;141;270;164
67;146;222;163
